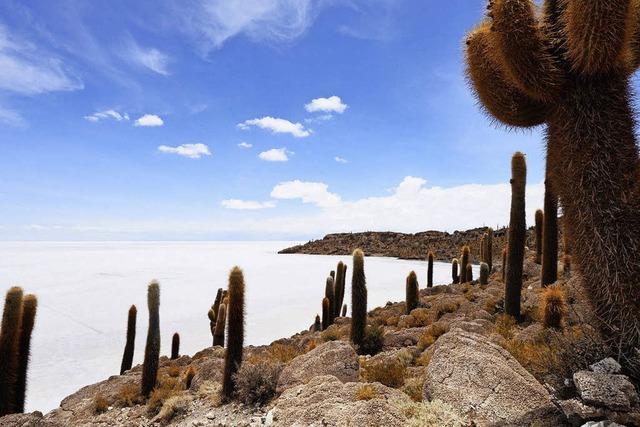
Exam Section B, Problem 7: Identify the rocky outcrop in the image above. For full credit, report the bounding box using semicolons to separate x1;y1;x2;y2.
276;341;359;394
423;329;563;426
573;371;638;412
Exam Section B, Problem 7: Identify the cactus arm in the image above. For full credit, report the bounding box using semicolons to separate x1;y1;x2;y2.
488;0;564;101
563;0;634;75
466;25;549;128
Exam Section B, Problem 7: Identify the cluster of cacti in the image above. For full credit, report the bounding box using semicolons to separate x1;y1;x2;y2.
120;305;137;375
534;209;543;264
459;246;470;283
504;153;527;320
0;287;38;415
427;251;434;288
542;176;558;287
222;267;245;400
405;271;419;314
541;286;567;329
171;333;180;360
479;262;489;285
350;249;367;348
451;258;459;284
465;0;640;358
141;281;160;397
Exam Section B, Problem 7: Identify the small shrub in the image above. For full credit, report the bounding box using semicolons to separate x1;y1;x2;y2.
355;384;378;401
233;361;283;405
93;393;109;414
410;309;431;327
147;376;179;414
434;301;459;320
358;324;385;356
418;323;449;351
361;356;407;388
416;351;432;367
483;296;499;314
196;381;223;407
494;314;517;340
114;382;143;407
385;315;400;327
402;400;469;427
157;395;192;422
402;377;424;402
267;343;303;363
321;327;340;342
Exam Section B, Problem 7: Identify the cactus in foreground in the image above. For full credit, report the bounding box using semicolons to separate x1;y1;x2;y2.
341;304;347;317
321;297;330;331
214;303;226;347
542;176;558;286
405;271;419;314
465;0;640;360
0;287;23;415
350;249;367;348
505;153;527;319
171;333;180;360
460;246;470;283
325;277;335;325
535;209;543;264
15;294;36;414
451;259;459;284
480;262;489;285
541;286;567;329
120;305;137;375
334;262;346;318
427;252;434;288
222;267;245;400
141;281;160;397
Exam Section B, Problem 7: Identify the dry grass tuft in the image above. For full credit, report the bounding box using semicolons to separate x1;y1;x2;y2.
494;314;517;339
167;365;181;378
402;377;424;402
114;383;143;407
157;394;192;422
360;355;407;388
93;393;109;414
233;361;283;405
401;399;469;426
321;327;341;342
147;376;180;414
418;323;449;351
267;343;303;363
355;384;378;401
416;351;432;367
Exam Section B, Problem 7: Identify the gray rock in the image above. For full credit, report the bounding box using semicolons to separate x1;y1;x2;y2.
573;371;638;411
382;327;426;349
589;358;621;374
423;329;563;426
276;340;358;394
558;398;604;426
581;422;625;427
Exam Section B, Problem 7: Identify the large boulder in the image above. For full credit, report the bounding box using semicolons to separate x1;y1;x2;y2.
573;371;638;412
276;341;358;394
423;329;563;426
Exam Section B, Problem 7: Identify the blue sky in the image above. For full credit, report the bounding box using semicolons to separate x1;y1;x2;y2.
0;0;554;240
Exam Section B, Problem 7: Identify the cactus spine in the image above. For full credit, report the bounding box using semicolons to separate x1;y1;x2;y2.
505;153;527;319
141;281;160;397
15;294;36;414
460;246;470;283
541;175;558;286
350;249;367;348
222;267;245;400
171;333;180;360
427;252;434;288
480;262;489;285
120;305;137;375
0;287;23;415
535;209;544;264
405;271;419;314
321;297;330;331
452;258;459;284
325;276;335;325
213;303;226;347
334;262;346;318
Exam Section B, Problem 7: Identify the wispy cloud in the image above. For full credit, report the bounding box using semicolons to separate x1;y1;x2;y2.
271;180;341;208
84;109;129;123
0;106;26;127
0;24;83;95
158;143;211;158
334;156;348;163
305;96;348;114
135;114;164;127
304;114;334;124
221;199;276;210
123;38;170;75
258;147;292;162
239;116;311;138
238;142;253;148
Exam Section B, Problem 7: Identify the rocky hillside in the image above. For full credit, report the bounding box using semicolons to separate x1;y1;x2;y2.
2;249;635;427
279;227;555;262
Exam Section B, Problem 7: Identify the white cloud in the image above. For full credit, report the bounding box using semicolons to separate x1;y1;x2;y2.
334;156;348;163
305;114;333;123
259;147;291;162
0;25;83;95
238;141;253;148
305;96;348;114
271;180;341;208
239;116;311;138
84;109;129;123
124;39;170;75
158;143;211;159
179;0;320;52
0;106;26;127
135;114;164;127
221;199;276;210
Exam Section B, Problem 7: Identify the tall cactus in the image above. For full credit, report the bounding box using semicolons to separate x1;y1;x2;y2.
341;304;347;317
451;258;459;284
171;333;180;360
141;281;160;397
460;246;470;283
222;267;245;400
465;0;640;360
325;276;335;325
485;228;493;271
405;271;419;314
501;246;507;282
334;262;346;318
213;303;226;347
535;209;544;264
313;314;321;332
480;262;490;285
15;294;36;414
466;264;473;282
120;305;137;375
542;174;558;286
0;287;23;415
350;249;367;348
505;152;527;319
427;252;434;288
321;297;330;331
